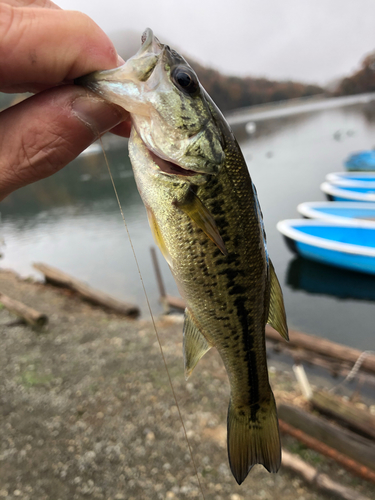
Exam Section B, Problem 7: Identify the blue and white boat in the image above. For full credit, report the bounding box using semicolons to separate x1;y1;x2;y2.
297;202;375;226
345;150;375;171
277;219;375;275
320;182;375;202
326;172;375;188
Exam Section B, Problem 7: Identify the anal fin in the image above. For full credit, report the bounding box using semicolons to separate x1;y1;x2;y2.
267;260;289;341
183;308;212;379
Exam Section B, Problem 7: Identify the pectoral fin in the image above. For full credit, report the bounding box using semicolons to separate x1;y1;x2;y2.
176;189;228;256
146;207;172;266
183;308;212;379
267;261;289;341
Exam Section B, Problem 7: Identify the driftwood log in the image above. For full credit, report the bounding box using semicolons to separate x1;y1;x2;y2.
311;390;375;440
164;293;185;311
165;294;185;311
0;292;48;329
33;263;139;317
150;248;186;313
278;403;375;471
282;449;372;500
271;342;375;383
162;291;375;377
280;419;375;484
266;326;375;375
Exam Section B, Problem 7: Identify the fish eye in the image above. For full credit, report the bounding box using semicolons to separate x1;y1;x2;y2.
172;67;199;95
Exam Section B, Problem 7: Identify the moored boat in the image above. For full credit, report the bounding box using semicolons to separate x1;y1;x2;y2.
320;182;375;202
277;219;375;275
297;201;375;225
345;150;375;171
326;171;375;188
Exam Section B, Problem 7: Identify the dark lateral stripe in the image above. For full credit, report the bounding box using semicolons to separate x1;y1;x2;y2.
233;294;260;420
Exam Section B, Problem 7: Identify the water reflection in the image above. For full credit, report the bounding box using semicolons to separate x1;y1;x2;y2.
1;144;142;221
287;257;375;302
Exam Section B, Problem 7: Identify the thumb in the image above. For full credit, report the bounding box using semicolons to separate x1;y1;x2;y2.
0;86;128;200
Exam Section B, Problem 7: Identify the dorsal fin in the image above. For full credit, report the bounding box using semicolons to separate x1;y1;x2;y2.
267;261;289;341
183;308;212;379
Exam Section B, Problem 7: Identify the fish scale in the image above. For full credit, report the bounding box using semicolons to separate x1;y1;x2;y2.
77;27;288;485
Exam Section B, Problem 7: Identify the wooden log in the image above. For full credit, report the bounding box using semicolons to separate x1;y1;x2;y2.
280;419;375;484
277;344;351;377
164;293;375;376
165;294;185;311
150;247;172;314
266;325;375;375
278;403;375;471
0;292;48;329
267;340;375;386
282;449;372;500
33;263;139;317
150;247;167;300
311;390;375;440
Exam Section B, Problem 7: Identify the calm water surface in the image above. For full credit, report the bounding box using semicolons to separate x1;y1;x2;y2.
2;97;375;350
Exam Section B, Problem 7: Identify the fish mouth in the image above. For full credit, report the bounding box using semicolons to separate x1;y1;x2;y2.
149;150;201;177
138;28;163;58
74;28;163;91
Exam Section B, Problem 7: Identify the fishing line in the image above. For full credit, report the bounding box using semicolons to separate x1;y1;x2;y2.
99;137;206;500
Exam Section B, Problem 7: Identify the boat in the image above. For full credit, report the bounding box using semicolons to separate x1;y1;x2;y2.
297;201;375;225
320;182;375;202
345;150;375;171
277;219;375;275
326;171;375;188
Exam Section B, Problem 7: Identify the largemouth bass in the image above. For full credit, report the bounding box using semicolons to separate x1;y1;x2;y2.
76;29;288;484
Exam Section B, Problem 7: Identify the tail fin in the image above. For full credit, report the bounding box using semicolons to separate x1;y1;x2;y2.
227;392;281;484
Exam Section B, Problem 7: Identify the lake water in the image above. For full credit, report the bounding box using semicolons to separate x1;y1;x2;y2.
2;96;375;351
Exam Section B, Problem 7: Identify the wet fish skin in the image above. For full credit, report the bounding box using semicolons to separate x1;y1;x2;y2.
76;28;288;484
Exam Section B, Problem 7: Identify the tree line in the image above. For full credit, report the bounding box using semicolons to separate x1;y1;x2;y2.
188;59;324;112
334;51;375;96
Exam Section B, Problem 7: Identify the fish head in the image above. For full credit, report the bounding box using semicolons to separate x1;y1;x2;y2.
76;28;226;184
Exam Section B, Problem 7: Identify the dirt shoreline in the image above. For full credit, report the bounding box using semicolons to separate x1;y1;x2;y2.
0;269;372;500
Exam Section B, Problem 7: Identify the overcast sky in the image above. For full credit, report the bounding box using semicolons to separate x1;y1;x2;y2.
58;0;375;85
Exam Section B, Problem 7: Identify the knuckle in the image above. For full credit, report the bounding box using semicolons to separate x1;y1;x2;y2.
15;126;74;181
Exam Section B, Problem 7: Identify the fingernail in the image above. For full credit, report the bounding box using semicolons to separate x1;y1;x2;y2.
71;96;126;136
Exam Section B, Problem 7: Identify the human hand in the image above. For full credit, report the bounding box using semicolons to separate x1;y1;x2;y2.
0;0;131;201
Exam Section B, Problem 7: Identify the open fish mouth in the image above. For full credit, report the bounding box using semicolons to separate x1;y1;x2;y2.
149;150;203;178
139;28;163;57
